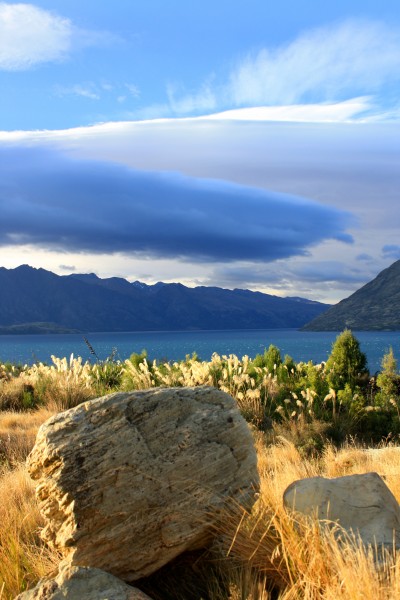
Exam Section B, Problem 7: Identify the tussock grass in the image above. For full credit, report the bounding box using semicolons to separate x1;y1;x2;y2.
28;355;96;411
0;378;34;412
2;433;400;599
2;350;400;597
210;437;400;599
0;408;54;467
0;408;59;598
0;464;59;598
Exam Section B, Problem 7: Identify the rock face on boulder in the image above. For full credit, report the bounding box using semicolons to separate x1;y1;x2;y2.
15;562;153;600
28;386;259;581
283;472;400;548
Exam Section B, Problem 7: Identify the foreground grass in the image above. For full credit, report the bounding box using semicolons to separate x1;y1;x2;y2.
0;409;59;598
1;341;400;598
216;437;400;600
1;407;400;599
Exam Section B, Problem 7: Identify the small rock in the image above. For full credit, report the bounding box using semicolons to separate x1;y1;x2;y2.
15;562;153;600
283;472;400;548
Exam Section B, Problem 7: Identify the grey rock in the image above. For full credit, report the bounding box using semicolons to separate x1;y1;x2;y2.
28;386;259;581
283;472;400;548
15;562;153;599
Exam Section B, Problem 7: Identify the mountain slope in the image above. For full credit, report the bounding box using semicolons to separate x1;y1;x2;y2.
0;265;330;333
303;260;400;331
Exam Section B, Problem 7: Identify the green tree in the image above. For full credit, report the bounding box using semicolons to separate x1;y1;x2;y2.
325;329;368;392
252;344;282;372
264;344;282;373
376;347;399;406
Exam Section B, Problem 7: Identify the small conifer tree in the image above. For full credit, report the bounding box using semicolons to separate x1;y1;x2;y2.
264;344;282;372
325;329;368;391
376;346;399;402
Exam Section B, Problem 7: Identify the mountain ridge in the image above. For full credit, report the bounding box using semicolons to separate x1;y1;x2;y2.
0;265;330;333
303;260;400;331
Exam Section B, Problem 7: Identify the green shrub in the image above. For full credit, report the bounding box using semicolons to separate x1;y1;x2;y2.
325;329;368;392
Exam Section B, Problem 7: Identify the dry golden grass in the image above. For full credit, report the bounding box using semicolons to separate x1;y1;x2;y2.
323;443;400;499
3;422;400;599
0;408;55;467
211;436;400;600
1;377;400;598
0;464;59;599
0;378;32;412
0;408;58;599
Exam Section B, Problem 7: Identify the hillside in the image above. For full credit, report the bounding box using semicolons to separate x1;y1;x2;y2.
0;265;329;333
303;260;400;331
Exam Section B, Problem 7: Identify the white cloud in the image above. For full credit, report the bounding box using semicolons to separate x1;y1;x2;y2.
54;81;141;104
0;3;72;70
198;98;372;123
55;83;100;100
162;20;400;120
166;79;217;115
125;84;140;98
0;2;117;71
228;20;400;106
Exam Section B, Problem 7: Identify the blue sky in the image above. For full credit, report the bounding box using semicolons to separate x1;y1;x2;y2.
0;1;400;302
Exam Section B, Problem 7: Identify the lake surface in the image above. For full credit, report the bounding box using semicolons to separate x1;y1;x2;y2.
0;329;399;373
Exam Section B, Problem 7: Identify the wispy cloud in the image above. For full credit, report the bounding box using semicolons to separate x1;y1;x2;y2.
198;98;372;123
125;83;140;98
54;83;100;100
166;79;217;115
166;20;400;120
0;3;72;69
0;2;117;71
54;80;141;103
0;147;354;263
117;84;141;104
228;20;400;106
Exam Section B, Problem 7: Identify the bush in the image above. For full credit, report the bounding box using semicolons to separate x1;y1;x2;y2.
325;329;368;392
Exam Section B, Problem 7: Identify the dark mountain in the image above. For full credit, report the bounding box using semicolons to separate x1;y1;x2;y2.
303;260;400;331
0;265;330;333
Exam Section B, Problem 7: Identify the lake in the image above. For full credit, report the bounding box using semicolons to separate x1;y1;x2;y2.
0;329;399;373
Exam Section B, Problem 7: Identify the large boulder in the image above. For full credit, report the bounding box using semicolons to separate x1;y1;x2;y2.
283;472;400;548
15;562;153;600
28;386;259;581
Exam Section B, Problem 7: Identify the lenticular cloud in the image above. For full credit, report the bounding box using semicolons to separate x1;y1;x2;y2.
0;146;354;262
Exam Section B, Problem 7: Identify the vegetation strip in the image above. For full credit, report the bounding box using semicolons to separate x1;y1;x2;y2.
2;329;400;598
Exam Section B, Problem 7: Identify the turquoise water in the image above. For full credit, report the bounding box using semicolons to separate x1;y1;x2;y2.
0;329;399;373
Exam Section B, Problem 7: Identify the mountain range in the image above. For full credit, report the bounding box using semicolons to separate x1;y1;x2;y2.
303;260;400;331
0;265;329;334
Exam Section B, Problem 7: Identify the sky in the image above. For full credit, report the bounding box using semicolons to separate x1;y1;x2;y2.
0;1;399;303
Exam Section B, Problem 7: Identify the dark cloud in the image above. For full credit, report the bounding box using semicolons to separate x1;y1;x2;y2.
382;245;400;260
0;146;353;263
56;119;400;220
59;264;76;271
287;262;369;284
210;261;369;289
356;253;374;262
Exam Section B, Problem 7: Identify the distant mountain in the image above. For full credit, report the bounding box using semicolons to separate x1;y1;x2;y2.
303;260;400;331
0;265;330;333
